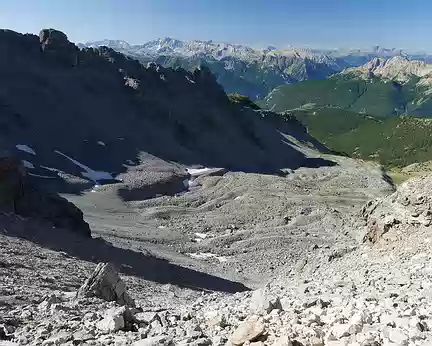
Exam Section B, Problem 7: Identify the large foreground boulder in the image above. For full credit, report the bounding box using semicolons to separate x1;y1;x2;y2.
77;262;135;307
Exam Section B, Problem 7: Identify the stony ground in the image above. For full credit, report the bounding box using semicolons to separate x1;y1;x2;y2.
5;154;432;345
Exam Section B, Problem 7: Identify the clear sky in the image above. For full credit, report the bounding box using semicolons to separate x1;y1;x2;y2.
0;0;430;51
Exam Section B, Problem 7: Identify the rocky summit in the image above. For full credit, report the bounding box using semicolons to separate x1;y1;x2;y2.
1;28;432;346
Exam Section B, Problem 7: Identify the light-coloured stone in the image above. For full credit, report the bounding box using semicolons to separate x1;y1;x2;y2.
271;335;293;346
96;306;128;333
132;335;168;345
230;317;265;346
250;288;283;314
384;328;409;345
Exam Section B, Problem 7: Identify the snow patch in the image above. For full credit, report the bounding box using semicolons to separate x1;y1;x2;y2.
160;74;166;81
195;232;208;239
97;141;105;146
185;76;196;84
186;167;213;176
21;160;34;169
16;144;36;155
193;232;209;242
54;150;114;183
91;184;102;193
41;165;63;174
28;173;56;179
188;252;228;263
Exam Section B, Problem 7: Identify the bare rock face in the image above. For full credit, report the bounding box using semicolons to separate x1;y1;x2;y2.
39;28;78;66
77;262;135;307
362;175;432;245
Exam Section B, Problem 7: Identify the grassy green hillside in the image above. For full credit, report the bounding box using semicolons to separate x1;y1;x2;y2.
285;107;432;167
260;73;432;118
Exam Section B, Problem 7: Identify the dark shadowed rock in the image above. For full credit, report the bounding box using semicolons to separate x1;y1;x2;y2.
0;28;334;200
77;262;135;307
0;156;90;236
39;28;78;66
0;156;25;212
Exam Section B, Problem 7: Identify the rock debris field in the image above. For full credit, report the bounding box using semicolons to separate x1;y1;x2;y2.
4;155;432;345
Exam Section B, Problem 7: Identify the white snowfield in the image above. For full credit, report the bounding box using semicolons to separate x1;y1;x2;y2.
16;144;36;155
186;167;213;176
54;150;114;183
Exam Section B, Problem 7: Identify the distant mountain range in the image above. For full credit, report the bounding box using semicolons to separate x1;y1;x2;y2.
80;38;432;100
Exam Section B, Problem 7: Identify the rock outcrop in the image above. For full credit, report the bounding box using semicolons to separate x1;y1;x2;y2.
77;262;135;307
362;175;432;248
39;28;78;66
0;155;90;236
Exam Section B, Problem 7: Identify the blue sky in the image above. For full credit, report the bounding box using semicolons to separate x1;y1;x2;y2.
0;0;430;51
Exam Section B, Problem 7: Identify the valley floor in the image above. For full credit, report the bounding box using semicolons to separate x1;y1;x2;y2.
5;154;432;345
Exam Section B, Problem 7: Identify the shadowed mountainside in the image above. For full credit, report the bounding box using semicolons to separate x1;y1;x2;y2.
0;28;334;197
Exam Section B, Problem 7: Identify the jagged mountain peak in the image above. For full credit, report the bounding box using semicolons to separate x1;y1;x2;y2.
349;55;432;83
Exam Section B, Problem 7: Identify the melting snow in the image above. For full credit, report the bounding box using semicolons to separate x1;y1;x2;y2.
54;150;114;183
186;167;213;176
41;166;63;174
21;160;34;169
126;160;135;165
16;144;36;155
193;232;208;242
91;184;102;193
28;173;56;179
195;232;208;239
185;76;196;84
188;252;228;263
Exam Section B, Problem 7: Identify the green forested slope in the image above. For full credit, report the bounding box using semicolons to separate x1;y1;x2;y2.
285;107;432;167
261;74;432;118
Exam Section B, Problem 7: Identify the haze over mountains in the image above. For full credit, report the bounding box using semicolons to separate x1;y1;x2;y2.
81;38;432;100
